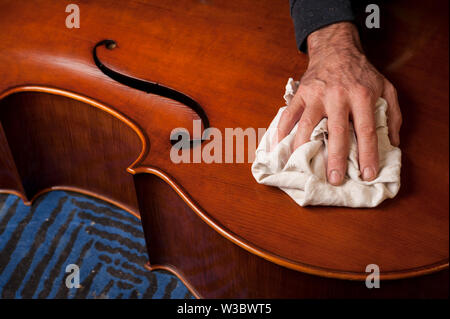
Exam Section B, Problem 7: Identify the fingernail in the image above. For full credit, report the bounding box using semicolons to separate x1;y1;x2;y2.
362;167;375;181
329;170;342;185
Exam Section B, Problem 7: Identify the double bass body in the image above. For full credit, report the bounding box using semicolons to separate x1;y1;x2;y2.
0;0;447;298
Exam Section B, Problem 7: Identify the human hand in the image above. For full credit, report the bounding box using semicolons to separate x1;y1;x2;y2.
273;22;402;185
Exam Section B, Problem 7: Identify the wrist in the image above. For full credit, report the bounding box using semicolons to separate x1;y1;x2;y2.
307;22;363;60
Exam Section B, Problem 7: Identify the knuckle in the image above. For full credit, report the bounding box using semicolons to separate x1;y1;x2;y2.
282;107;298;123
328;152;347;165
300;115;315;128
330;86;347;97
303;90;321;103
392;86;398;97
329;123;348;135
355;85;373;101
298;83;310;91
289;93;304;108
357;123;376;137
375;74;385;86
302;84;324;101
384;79;397;93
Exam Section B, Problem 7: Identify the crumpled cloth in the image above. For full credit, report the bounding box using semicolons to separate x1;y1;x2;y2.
251;78;401;207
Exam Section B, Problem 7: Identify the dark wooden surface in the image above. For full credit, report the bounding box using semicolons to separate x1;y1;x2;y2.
136;173;448;298
0;92;141;213
0;0;448;297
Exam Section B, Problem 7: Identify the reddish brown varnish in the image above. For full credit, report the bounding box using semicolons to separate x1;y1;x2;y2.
0;0;448;298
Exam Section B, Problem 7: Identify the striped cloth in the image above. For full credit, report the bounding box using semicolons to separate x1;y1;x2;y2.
0;191;193;299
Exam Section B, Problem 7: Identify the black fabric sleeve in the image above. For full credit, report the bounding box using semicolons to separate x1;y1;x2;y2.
289;0;355;53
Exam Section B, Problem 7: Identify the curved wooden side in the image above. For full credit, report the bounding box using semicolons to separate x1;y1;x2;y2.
0;86;150;173
134;173;448;298
144;264;203;299
130;167;449;281
0;121;25;196
0;88;144;215
0;0;447;286
0;86;447;286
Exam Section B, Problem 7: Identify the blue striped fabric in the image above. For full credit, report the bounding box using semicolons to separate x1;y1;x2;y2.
0;191;193;299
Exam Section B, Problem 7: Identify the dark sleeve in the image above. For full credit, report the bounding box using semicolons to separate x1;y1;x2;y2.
289;0;355;53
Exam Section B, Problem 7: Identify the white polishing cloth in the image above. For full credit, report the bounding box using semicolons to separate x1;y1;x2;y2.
251;78;401;207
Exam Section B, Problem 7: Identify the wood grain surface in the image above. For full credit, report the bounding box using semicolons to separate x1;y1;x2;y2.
0;0;447;297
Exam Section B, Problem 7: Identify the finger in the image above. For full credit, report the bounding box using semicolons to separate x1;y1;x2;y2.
326;106;350;186
351;90;379;181
293;102;324;150
382;79;402;146
271;92;305;150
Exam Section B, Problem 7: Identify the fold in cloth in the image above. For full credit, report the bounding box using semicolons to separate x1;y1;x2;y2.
251;78;401;207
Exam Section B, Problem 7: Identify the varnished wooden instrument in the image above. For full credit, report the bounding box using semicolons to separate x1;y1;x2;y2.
0;0;448;298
